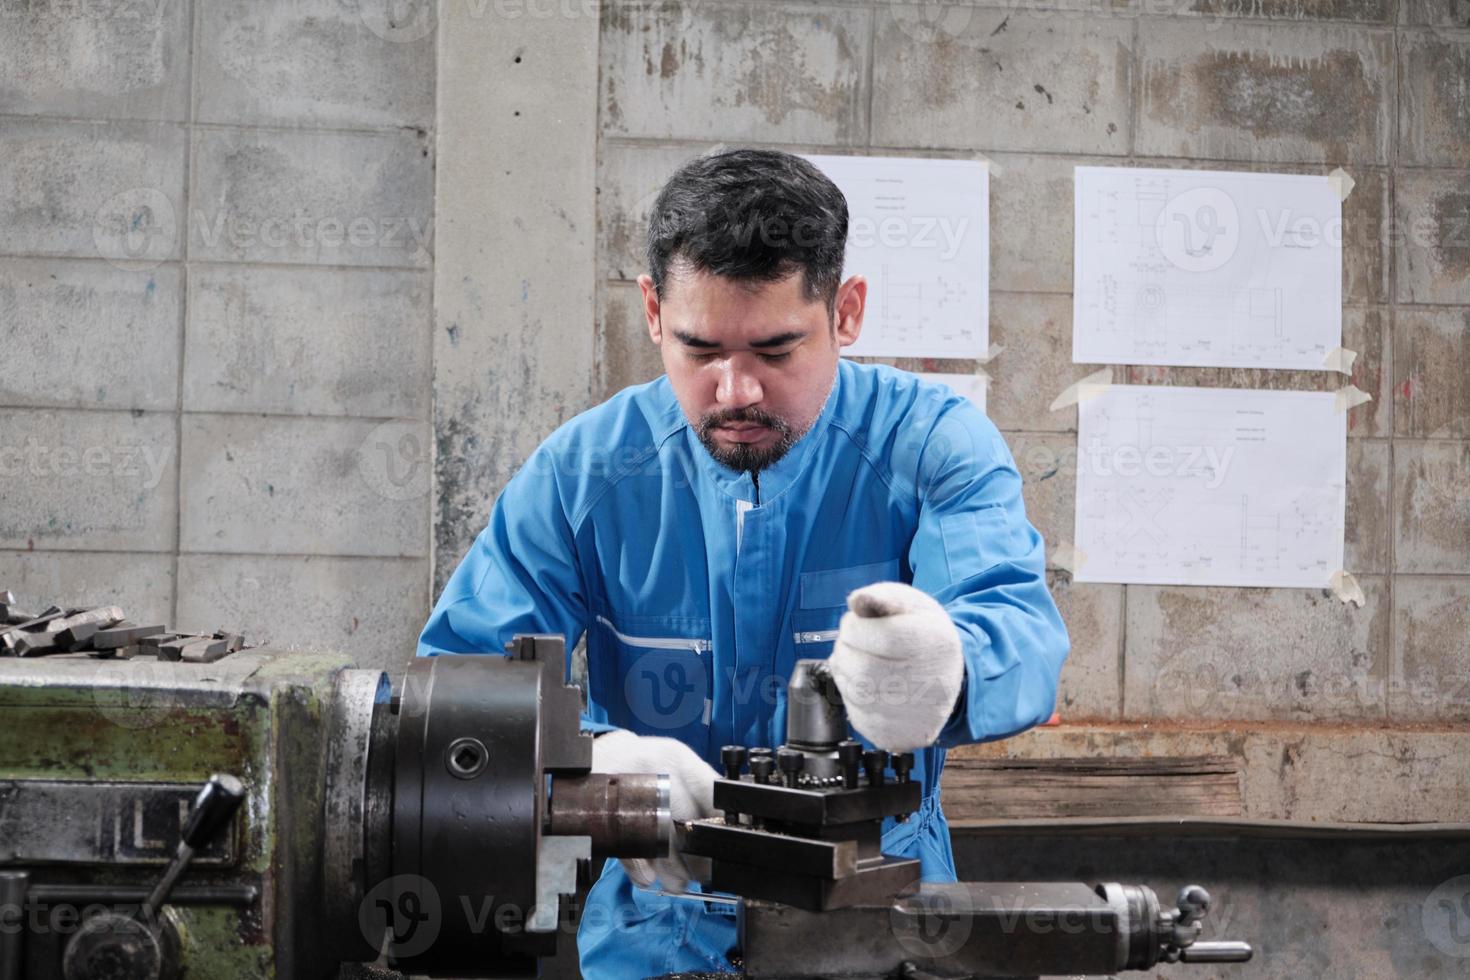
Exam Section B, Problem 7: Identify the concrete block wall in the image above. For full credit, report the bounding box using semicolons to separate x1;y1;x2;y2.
0;0;436;669
594;0;1470;818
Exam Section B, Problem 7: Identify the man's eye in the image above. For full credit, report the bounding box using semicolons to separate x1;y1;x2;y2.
759;352;792;363
688;351;718;362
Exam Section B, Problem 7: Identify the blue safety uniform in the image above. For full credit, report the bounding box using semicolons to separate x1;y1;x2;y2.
418;359;1069;979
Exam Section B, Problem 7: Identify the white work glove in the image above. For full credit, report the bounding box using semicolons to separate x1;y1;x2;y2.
827;582;965;753
590;729;717;894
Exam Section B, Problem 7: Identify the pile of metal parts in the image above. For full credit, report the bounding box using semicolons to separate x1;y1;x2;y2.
0;591;243;662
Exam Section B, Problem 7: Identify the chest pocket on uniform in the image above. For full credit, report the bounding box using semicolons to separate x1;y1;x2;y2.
792;558;900;648
593;613;712;753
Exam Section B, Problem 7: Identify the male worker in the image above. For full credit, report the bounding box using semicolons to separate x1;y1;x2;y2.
418;148;1068;978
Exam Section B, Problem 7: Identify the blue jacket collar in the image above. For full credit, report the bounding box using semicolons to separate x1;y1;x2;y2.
661;363;844;505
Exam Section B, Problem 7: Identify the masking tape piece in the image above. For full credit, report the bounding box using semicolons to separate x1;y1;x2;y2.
1050;542;1086;574
981;157;1003;179
1334;384;1373;413
1329;570;1365;608
980;343;1004;363
1049;367;1113;412
1327;167;1355;202
1323;346;1358;375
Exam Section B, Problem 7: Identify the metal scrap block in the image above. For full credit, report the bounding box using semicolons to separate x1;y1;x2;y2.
94;623;167;650
180;638;231;663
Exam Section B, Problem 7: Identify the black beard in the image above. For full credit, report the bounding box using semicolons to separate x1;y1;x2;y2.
696;407;797;474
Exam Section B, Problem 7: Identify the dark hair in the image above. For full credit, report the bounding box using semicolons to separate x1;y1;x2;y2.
646;148;848;311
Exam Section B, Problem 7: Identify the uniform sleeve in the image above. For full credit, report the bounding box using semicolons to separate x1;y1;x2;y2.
906;403;1070;747
417;447;620;735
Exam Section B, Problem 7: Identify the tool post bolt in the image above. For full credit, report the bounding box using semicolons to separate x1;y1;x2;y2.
837;740;863;789
862;749;889;787
776;748;805;788
720;745;749;780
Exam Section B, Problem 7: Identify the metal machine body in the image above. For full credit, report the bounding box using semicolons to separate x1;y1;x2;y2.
1;629;1252;979
0;634;667;979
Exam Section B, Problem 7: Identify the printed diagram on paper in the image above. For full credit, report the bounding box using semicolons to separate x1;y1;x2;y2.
805;154;988;359
916;371;987;414
1073;167;1342;370
1073;385;1345;588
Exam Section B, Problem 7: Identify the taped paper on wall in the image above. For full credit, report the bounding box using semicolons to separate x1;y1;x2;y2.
1334;385;1373;412
805;154;989;359
1327;167;1356;202
1050;542;1086;573
1323;346;1358;374
1049;368;1113;412
916;371;988;414
1073;385;1346;589
1073;166;1343;371
1329;570;1365;607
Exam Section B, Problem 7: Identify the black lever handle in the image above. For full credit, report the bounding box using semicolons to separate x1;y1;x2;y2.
182;774;245;850
140;774;245;922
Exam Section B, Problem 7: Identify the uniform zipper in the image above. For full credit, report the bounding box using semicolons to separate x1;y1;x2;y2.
793;629;840;644
595;615;711;653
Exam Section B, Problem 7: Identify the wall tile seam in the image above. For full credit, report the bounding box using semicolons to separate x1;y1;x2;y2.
0;254;433;275
1394;304;1470;313
0;112;434;140
174;548;434;561
625;0;1410;30
601;135;1415;176
0;548;431;564
175;551;430;563
0;406;431;425
1133;16;1399;34
1386;437;1470;446
1385;19;1400;715
171;0;201;628
1388;572;1470;580
0;115;186;131
600;280;1406;318
425;18;442;604
2;548;177;558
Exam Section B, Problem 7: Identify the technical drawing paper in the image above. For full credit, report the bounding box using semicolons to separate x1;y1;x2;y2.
1073;167;1342;370
1074;385;1345;588
805;154;988;358
917;371;987;415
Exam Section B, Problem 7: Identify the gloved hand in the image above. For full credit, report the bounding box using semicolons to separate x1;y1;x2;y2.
827;582;964;753
590;729;717;893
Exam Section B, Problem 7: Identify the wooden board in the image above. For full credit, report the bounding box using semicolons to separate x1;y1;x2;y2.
941;755;1243;823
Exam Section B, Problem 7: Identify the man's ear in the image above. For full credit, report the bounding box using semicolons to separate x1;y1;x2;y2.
638;274;662;345
833;275;867;348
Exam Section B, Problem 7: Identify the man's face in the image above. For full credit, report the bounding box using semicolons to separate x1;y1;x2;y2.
639;265;866;473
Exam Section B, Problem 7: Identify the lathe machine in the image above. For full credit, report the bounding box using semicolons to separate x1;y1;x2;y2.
0;621;1252;978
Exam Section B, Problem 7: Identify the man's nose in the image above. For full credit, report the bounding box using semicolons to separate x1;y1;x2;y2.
715;359;763;408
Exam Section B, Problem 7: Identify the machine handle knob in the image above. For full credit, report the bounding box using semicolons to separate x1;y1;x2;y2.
182;774;246;850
